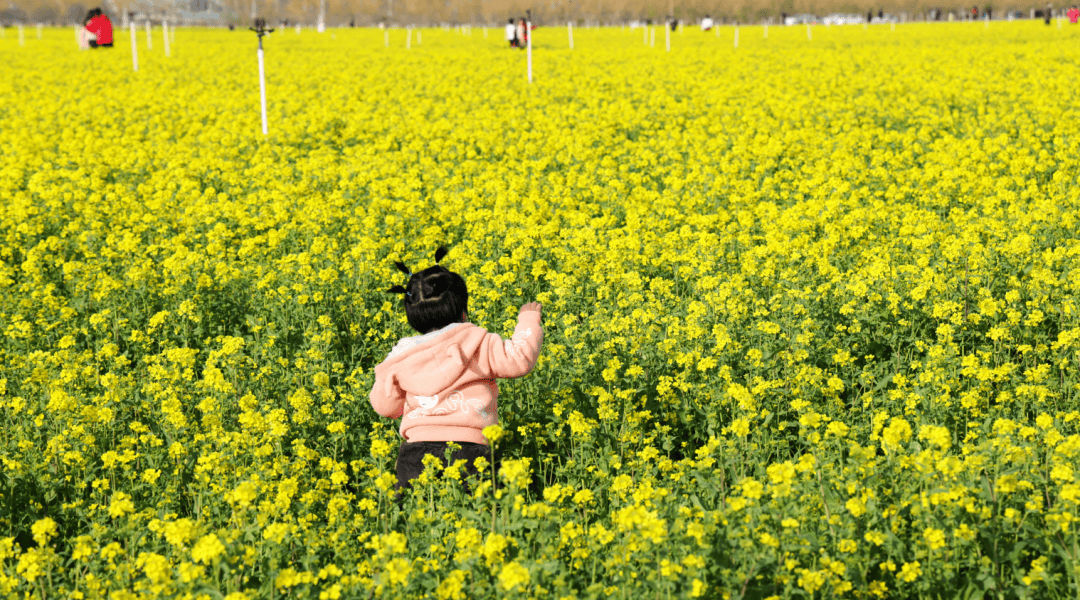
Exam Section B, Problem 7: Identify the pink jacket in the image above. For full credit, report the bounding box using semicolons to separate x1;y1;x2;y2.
369;312;543;445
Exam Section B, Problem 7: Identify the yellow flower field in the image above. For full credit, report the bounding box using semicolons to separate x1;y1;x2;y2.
2;20;1080;599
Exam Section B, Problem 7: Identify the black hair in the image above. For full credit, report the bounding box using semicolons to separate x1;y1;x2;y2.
86;7;102;21
387;247;468;334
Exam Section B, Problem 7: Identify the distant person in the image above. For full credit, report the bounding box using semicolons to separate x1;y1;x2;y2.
701;14;713;30
985;6;993;18
506;18;517;47
867;9;873;22
516;17;529;48
83;8;113;48
1069;4;1079;22
1046;2;1053;23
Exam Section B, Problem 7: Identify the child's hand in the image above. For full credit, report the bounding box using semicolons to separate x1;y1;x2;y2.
519;302;542;315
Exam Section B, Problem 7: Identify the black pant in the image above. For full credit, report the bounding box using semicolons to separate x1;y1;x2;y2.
89;41;113;48
395;441;498;493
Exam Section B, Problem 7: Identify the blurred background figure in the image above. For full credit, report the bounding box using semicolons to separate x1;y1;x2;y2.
506;17;517;47
1045;2;1052;23
1068;4;1078;22
80;7;113;49
700;13;713;30
515;17;532;49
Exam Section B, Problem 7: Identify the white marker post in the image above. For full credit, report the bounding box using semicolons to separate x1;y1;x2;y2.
18;24;24;46
764;23;768;37
163;20;170;56
251;20;273;136
145;21;152;49
806;23;812;40
406;26;411;48
734;25;738;47
384;29;389;47
37;23;42;39
568;21;573;49
526;14;533;83
665;21;670;51
295;24;300;34
130;22;138;70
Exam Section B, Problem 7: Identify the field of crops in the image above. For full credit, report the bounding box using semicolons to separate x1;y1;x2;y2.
3;19;1080;599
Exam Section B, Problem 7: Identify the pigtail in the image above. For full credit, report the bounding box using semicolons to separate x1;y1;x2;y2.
434;246;449;263
389;260;413;299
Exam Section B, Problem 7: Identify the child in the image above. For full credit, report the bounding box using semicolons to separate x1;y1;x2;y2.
369;247;543;492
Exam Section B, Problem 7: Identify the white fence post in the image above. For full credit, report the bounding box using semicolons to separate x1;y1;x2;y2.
257;42;268;135
145;20;152;49
163;20;170;56
526;18;533;83
130;22;138;70
568;21;573;49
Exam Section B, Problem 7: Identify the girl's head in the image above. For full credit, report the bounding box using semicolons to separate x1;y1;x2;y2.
388;247;468;334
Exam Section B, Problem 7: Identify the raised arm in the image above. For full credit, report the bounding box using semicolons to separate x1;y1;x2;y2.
479;303;544;379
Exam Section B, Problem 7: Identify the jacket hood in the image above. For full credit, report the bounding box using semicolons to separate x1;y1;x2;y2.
375;323;488;396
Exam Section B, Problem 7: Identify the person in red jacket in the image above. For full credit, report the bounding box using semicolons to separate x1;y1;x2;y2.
84;8;114;48
1068;5;1079;22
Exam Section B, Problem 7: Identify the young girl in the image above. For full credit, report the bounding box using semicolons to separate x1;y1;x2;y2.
369;247;543;491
